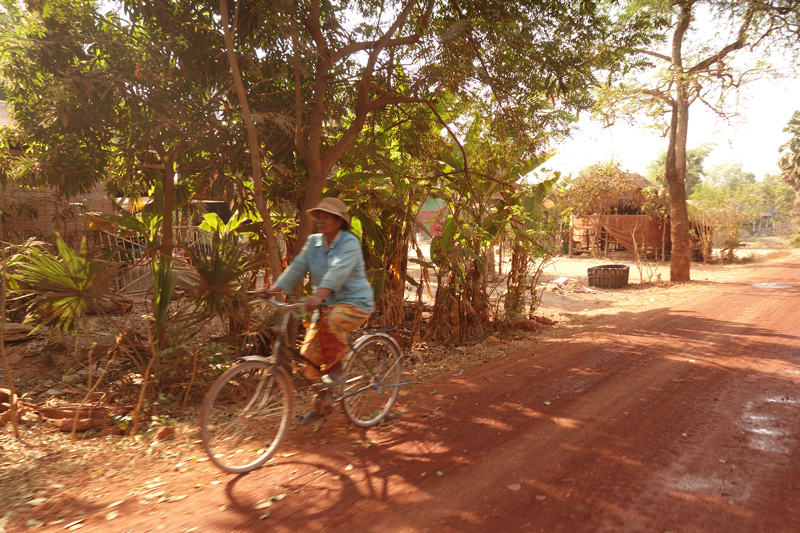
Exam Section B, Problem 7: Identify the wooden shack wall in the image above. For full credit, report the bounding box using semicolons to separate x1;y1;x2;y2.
571;214;670;255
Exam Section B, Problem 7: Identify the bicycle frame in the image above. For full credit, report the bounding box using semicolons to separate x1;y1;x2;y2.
243;297;407;400
200;297;408;473
239;299;318;375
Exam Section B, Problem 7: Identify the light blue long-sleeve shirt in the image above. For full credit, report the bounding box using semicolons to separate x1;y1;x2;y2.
273;231;375;313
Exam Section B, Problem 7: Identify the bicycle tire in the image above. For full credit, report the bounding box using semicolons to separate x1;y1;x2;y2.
342;335;403;427
200;362;293;474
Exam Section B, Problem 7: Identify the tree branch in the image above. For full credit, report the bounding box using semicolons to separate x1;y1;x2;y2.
427;101;470;182
368;96;432;110
304;0;325;53
638;87;676;106
687;5;754;75
320;0;416;174
331;35;421;64
447;0;522;130
220;0;282;280
633;48;671;62
292;24;308;160
672;0;693;71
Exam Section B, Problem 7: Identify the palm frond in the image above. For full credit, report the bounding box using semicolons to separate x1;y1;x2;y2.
12;235;119;334
181;230;263;324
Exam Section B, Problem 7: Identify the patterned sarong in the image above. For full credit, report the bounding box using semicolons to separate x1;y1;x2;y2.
300;304;370;381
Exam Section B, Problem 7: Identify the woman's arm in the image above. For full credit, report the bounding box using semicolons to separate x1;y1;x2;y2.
273;239;311;293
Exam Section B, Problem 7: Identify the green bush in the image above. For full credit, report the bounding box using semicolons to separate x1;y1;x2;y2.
788;234;800;248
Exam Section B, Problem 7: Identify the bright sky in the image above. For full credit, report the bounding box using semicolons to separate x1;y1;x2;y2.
546;74;799;182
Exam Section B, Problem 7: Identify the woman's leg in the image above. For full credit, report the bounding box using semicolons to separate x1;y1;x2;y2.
300;304;369;382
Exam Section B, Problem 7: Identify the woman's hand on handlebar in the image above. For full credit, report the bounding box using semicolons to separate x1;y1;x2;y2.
304;294;323;312
305;288;333;312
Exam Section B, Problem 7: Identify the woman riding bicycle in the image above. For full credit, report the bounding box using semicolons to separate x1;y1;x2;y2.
255;197;374;425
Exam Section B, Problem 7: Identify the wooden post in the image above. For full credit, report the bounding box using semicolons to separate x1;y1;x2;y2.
498;239;503;274
568;228;573;257
568;216;573;257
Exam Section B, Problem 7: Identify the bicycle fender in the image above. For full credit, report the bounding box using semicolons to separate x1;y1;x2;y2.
351;332;402;354
238;355;274;364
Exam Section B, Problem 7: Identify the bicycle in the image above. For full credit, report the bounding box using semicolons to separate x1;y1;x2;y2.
199;298;405;474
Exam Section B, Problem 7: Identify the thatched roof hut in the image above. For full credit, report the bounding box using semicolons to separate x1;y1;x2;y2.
564;166;653;216
593;172;652;215
564;164;667;258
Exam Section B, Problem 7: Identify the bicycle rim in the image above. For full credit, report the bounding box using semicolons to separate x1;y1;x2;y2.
200;362;293;473
342;336;402;427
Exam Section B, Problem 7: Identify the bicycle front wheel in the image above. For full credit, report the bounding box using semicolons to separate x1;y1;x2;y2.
342;336;402;427
200;362;293;473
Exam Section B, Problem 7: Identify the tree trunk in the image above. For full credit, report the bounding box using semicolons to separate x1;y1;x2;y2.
664;101;692;281
161;160;175;258
54;182;62;236
663;2;693;282
219;0;282;281
0;184;19;438
487;245;495;280
568;223;573;257
293;167;326;257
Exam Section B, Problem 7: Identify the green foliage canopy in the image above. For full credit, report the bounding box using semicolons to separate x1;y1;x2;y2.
1;0;666;226
778;110;800;211
646;144;714;197
705;161;755;190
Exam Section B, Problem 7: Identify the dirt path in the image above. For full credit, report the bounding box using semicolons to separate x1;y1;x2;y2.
3;254;800;532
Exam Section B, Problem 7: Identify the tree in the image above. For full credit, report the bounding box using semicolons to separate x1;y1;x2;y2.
156;0;664;256
731;174;794;235
217;0;282;279
645;143;713;196
3;0;663;265
705;161;755;189
0;0;230;254
597;0;800;281
758;173;797;219
689;178;762;263
0;0;120;234
779;110;800;211
2;0;666;346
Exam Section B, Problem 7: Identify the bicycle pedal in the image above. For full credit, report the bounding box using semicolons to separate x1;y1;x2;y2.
317;377;346;389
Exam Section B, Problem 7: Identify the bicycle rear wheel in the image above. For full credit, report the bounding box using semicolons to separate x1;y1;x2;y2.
200;362;293;473
342;336;402;427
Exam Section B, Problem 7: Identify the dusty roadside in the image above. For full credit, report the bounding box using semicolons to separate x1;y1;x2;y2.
1;247;798;532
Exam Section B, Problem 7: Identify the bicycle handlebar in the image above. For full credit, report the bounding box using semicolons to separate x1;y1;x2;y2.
247;292;307;311
264;299;307;311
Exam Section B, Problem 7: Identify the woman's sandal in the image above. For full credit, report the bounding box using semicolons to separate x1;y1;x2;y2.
297;410;324;426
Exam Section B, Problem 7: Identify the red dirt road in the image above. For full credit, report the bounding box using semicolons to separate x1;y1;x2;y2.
11;256;800;532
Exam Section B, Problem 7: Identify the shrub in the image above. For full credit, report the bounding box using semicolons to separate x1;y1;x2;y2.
788;234;800;248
